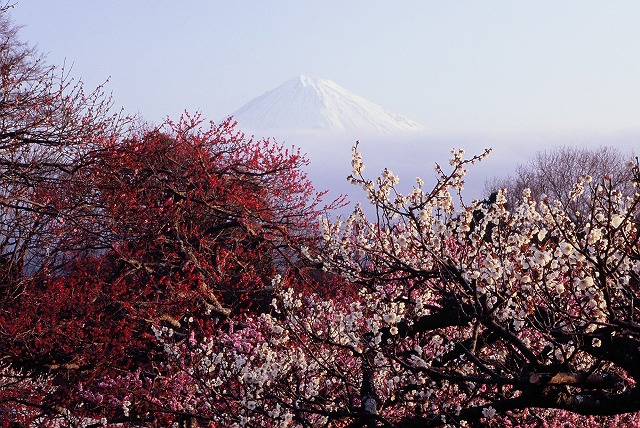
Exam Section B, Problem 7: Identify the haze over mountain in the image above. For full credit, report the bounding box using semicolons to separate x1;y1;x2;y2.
228;76;426;134
223;76;514;212
224;76;638;215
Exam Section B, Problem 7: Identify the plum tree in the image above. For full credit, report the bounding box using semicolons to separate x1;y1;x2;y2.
149;144;640;427
0;114;333;424
0;7;334;424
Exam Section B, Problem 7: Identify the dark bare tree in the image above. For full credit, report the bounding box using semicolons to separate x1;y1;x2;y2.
486;146;636;222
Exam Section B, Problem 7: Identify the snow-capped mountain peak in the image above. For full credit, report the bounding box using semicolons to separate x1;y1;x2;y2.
228;75;426;133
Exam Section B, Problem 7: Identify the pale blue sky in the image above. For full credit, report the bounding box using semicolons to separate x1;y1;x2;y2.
11;1;640;136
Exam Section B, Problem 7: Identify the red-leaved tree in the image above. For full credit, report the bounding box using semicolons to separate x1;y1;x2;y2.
0;112;334;424
0;7;335;424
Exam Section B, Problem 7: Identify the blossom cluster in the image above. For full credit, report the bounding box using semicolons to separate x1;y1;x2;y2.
146;145;640;426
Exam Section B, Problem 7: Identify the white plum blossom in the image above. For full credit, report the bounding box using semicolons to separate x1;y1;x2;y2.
145;146;640;426
482;406;497;419
587;228;603;245
611;215;624;228
533;250;552;265
419;208;430;223
383;312;398;324
559;241;574;256
576;277;595;291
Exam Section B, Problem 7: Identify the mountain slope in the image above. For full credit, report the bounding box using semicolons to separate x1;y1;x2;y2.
229;76;426;133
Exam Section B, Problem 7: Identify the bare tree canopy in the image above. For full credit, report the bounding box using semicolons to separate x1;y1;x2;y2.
486;146;637;221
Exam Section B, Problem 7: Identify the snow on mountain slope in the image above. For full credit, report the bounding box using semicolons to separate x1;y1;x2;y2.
228;76;427;133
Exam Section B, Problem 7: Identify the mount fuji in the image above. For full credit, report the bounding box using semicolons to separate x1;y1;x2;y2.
228;76;427;134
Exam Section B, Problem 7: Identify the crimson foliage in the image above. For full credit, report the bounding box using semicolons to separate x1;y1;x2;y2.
0;112;332;423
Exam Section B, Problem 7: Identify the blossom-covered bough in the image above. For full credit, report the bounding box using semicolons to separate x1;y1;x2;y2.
149;143;640;427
